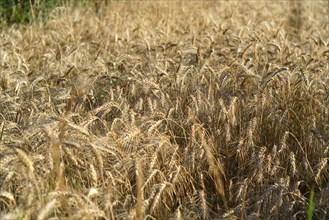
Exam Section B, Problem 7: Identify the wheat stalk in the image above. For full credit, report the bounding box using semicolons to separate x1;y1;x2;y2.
135;159;145;220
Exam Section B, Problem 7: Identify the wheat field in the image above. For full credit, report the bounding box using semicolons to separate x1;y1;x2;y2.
0;1;328;219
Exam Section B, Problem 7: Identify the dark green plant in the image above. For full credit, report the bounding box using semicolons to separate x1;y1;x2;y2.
0;0;32;25
0;0;92;26
307;187;315;220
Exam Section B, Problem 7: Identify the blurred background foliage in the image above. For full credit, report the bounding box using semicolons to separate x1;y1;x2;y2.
0;0;105;27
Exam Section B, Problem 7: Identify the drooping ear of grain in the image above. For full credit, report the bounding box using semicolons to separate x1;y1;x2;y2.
198;129;226;206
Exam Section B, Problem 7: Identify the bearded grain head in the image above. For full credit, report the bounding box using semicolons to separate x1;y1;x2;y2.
0;1;328;219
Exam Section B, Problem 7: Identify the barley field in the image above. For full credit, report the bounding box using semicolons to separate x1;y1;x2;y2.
0;1;328;219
